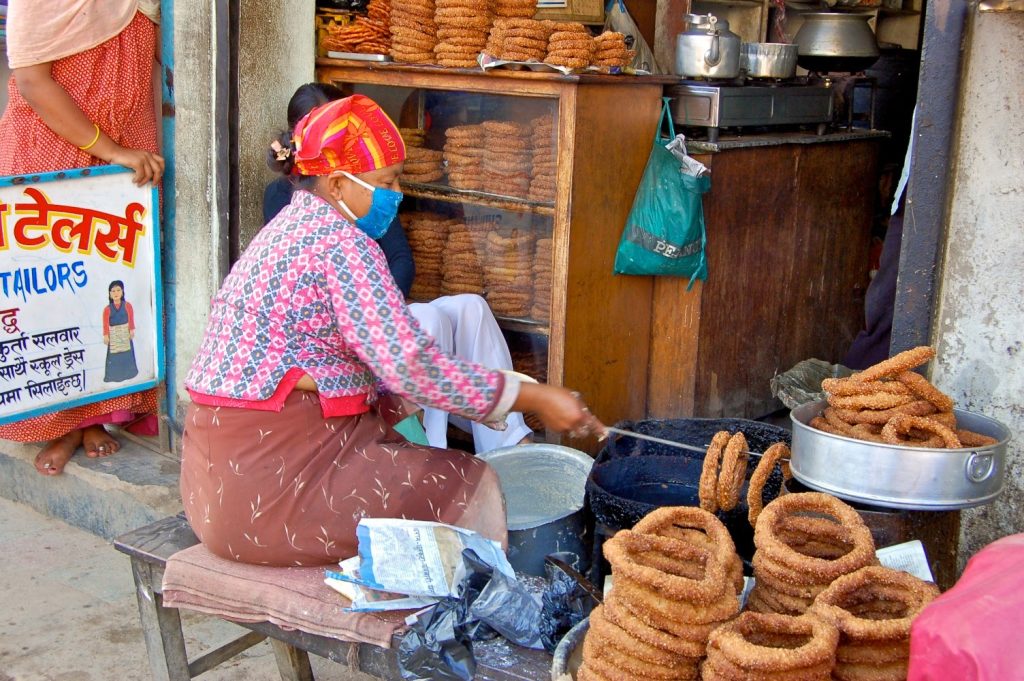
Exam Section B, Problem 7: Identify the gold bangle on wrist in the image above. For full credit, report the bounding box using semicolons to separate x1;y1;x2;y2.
78;123;101;151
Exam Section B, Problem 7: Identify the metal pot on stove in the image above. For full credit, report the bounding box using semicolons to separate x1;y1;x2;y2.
793;12;880;73
675;13;742;80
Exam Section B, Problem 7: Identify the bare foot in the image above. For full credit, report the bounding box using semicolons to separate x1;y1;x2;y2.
35;429;84;476
82;425;120;458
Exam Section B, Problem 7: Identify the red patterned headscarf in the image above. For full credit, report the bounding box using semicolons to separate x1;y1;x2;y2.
291;94;406;176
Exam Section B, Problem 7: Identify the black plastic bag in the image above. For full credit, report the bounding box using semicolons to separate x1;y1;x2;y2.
539;555;601;652
466;552;543;649
398;598;476;681
397;549;544;679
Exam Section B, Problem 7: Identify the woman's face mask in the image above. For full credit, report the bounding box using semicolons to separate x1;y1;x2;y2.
334;171;402;240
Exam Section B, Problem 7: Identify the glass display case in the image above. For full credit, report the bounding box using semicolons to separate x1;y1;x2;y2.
346;84;557;424
316;61;672;447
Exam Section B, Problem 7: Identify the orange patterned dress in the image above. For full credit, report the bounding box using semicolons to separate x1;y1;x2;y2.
0;11;160;441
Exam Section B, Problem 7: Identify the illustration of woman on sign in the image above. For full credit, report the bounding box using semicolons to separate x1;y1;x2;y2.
103;280;139;383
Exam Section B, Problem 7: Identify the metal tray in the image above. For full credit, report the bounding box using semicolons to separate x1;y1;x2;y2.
551;616;588;680
326;51;392;62
790;400;1011;510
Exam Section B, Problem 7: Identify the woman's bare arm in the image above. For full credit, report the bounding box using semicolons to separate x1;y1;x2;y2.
14;63;165;185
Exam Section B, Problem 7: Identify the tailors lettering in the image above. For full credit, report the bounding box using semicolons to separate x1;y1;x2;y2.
1;188;146;266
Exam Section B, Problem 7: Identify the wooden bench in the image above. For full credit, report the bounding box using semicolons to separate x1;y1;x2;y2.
114;515;554;681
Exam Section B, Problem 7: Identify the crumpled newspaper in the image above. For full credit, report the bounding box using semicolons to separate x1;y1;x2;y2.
665;134;710;178
770;358;854;410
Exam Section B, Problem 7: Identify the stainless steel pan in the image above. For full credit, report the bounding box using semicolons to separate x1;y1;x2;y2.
741;42;798;79
790;400;1010;510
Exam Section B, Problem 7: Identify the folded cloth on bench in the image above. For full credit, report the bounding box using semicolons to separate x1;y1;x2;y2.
162;543;405;648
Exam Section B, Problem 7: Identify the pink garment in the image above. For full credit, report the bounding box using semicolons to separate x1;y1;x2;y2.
6;0;138;69
189;367;370;418
185;190;508;423
908;533;1024;681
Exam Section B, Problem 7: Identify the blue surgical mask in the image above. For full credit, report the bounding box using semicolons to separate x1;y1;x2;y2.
336;171;402;240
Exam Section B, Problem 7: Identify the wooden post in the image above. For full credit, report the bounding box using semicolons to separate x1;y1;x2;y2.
131;559;192;681
271;639;315;681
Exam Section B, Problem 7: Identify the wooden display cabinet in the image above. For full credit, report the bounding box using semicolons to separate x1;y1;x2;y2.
315;60;675;449
534;0;606;24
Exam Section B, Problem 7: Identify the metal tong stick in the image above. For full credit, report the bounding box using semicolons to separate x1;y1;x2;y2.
604;426;769;459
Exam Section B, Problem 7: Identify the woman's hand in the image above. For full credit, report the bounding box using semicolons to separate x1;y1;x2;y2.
107;146;165;186
513;383;605;439
103;335;109;345
13;63;165;186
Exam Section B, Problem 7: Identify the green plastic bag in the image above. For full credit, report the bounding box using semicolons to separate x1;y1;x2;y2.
613;98;710;287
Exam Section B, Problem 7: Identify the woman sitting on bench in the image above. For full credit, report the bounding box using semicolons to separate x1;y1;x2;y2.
264;82;534;455
181;95;603;567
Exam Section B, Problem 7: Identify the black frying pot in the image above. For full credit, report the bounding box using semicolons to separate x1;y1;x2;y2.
586;418;791;567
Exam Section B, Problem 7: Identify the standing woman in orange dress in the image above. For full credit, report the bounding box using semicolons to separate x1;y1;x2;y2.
0;0;165;475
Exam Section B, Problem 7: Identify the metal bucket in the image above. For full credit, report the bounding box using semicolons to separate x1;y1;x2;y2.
741;42;798;79
478;444;594;576
790;400;1010;510
550;616;589;680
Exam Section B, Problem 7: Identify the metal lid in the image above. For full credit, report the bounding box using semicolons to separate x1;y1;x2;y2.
478;444;594;530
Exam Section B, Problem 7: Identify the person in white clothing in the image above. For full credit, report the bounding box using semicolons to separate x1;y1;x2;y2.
408;295;534;452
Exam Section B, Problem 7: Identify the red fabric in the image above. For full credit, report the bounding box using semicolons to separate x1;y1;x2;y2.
0;12;158;176
0;390;159;441
188;368;370;418
908;533;1024;681
0;11;159;442
292;94;405;176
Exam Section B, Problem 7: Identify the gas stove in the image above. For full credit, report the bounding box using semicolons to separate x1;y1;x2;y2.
665;78;836;143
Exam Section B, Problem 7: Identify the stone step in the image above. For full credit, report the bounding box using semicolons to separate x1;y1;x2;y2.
0;436;183;540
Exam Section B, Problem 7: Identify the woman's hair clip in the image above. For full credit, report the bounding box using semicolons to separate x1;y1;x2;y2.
270;140;292;162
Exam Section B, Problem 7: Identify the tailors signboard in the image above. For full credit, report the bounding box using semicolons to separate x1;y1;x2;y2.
0;166;163;425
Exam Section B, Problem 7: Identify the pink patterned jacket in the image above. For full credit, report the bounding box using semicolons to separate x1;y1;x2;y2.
185;190;507;421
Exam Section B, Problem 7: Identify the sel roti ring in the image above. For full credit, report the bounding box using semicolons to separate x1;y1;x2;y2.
754;493;876;582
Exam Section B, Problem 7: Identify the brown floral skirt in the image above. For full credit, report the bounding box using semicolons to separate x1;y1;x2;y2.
180;390;506;566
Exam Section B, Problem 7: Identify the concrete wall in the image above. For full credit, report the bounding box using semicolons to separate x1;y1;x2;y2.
170;1;231;429
931;8;1024;563
168;0;314;434
237;1;315;249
